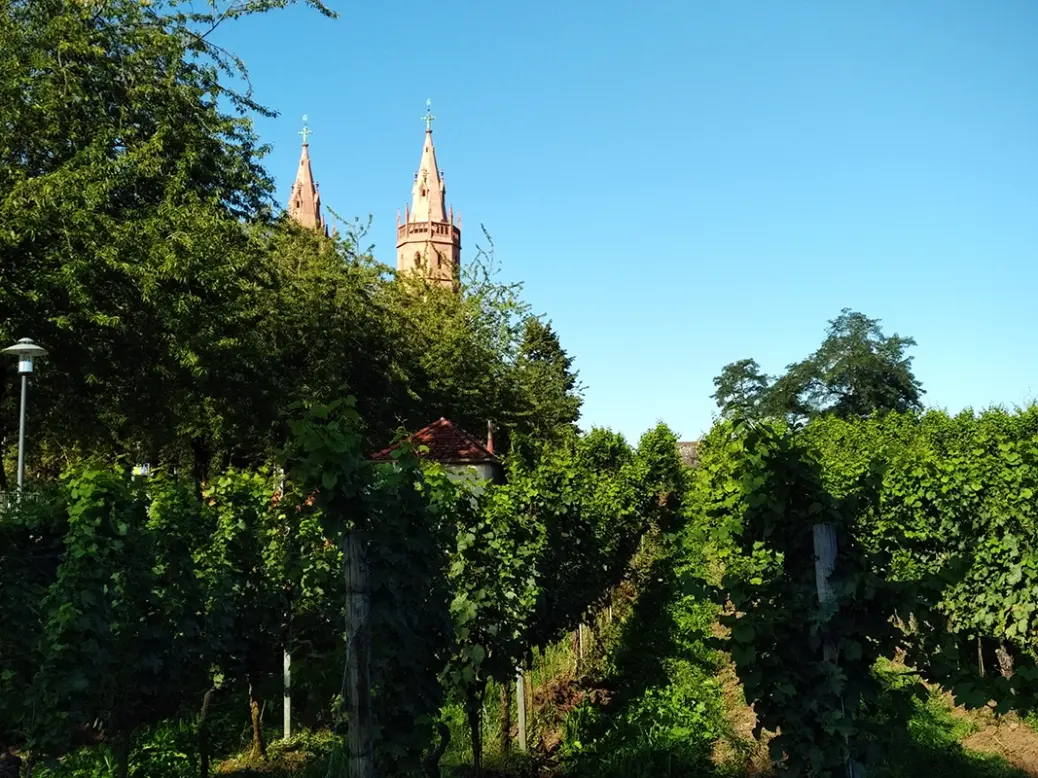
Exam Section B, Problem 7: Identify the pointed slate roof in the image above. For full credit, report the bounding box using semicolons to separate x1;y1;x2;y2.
370;418;499;464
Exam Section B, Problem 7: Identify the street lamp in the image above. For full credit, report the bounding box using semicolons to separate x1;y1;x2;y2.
1;338;48;491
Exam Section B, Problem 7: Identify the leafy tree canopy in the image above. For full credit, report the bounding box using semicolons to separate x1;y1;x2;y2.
0;2;580;488
711;358;773;421
515;316;584;444
712;309;924;423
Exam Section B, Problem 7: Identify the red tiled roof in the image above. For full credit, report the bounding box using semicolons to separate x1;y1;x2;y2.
370;418;500;464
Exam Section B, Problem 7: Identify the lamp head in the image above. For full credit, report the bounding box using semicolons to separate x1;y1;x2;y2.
2;338;48;374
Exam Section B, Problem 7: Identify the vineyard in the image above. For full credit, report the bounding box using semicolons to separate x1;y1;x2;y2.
0;396;685;778
5;403;1038;777
683;405;1038;776
2;1;1036;777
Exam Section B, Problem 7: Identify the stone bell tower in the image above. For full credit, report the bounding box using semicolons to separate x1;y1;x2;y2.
288;115;328;236
396;100;461;288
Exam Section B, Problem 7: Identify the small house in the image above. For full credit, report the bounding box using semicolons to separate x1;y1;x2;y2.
369;418;504;489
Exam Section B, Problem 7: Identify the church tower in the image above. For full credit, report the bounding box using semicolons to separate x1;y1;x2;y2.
288;116;328;236
396;101;461;288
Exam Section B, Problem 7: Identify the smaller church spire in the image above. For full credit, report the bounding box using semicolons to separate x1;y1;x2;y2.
288;114;327;236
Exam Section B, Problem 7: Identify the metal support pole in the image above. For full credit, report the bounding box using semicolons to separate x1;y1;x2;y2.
2;340;46;495
283;647;292;739
516;668;527;751
16;373;27;491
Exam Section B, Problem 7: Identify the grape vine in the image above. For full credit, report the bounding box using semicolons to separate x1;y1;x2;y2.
687;406;1038;776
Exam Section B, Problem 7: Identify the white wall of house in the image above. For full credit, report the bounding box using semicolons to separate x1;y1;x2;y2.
444;463;501;495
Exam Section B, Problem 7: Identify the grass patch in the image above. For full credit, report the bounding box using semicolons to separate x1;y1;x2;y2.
867;660;1027;778
554;534;735;778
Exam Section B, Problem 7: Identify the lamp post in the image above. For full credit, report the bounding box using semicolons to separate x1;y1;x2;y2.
1;338;48;491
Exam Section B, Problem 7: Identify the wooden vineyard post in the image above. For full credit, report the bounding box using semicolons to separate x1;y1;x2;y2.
525;669;534;748
813;523;859;778
345;532;373;778
516;667;527;751
813;523;837;662
499;681;512;754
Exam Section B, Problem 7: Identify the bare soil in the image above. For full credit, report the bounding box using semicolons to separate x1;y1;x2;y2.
532;674;615;758
947;698;1038;776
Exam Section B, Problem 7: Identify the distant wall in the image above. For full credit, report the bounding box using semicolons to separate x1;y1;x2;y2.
677;441;700;468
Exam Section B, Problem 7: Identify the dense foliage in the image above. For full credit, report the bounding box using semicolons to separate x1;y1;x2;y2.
0;0;582;491
0;394;683;777
430;423;685;774
712;309;924;423
561;524;729;778
686;406;1038;776
0;3;654;777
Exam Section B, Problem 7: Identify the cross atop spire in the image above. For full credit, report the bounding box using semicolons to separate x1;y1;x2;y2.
422;99;436;132
299;114;312;145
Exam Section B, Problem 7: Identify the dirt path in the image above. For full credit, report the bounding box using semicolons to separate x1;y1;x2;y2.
710;661;769;774
710;649;1038;777
948;699;1038;776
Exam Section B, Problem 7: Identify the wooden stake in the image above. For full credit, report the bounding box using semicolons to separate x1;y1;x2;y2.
199;687;215;778
813;522;857;778
813;523;838;663
346;533;373;778
500;681;512;754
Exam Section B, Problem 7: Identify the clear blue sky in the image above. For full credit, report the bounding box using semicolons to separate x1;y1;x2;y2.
215;1;1038;443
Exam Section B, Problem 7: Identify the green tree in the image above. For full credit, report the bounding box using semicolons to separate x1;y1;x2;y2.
0;0;331;485
711;309;923;423
378;242;534;453
515;316;584;444
0;0;565;492
790;308;924;419
711;358;773;421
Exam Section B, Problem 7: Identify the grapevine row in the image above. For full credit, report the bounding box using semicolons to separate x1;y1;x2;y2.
0;396;683;777
686;406;1038;776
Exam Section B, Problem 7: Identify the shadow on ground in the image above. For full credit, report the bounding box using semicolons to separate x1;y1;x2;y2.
865;668;1031;778
553;548;733;778
546;542;1031;778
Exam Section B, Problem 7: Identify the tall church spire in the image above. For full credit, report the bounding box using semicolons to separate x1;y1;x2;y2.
288;115;327;236
397;100;461;289
410;102;447;224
